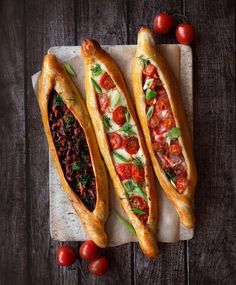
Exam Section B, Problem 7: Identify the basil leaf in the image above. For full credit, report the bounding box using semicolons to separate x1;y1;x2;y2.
91;78;102;93
137;55;150;67
168;127;182;139
112;151;129;162
91;64;102;76
64;63;76;76
119;123;136;136
114;210;136;236
145;89;157;100
112;93;121;108
102;115;112;131
146;106;154;120
131;208;146;215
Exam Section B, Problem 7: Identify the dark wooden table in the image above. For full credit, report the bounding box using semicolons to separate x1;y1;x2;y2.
0;0;235;284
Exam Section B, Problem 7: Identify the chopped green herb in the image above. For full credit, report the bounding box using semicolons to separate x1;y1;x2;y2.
63;114;73;124
91;64;102;77
64;63;76;76
53;93;63;106
131;208;146;215
112;93;121;108
119;123;136;136
138;55;150;67
102;115;112;131
145;89;157;100
133;157;143;169
124;180;147;201
168;127;181;139
55;140;61;147
166;171;176;181
114;210;136;236
91;78;102;93
146;106;154;120
71;164;81;172
125;111;130;123
112;151;129;162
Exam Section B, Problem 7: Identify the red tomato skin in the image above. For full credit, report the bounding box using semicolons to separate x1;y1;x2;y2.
100;72;115;90
108;132;122;151
123;137;140;155
115;164;132;180
88;257;109;276
146;98;157;106
176;176;188;193
112;106;127;126
153;13;174;35
79;240;100;261
97;94;109;113
155;97;170;114
148;115;160;129
56;246;77;266
176;24;195;45
169;143;181;155
132;165;145;185
143;64;156;77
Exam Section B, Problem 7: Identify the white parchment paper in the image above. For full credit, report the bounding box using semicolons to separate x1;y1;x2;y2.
32;45;193;245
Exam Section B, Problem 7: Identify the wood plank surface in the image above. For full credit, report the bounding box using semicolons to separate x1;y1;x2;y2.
0;0;27;284
185;0;236;284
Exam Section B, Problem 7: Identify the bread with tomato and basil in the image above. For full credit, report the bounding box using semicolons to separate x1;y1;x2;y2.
38;54;109;247
132;28;197;228
81;39;158;259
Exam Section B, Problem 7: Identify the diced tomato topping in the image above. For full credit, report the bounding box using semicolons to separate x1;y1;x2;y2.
148;115;159;129
152;142;165;153
173;164;187;177
143;64;157;77
163;116;175;130
130;195;147;210
100;72;115;90
176;176;187;193
123;137;140;155
132;165;145;185
157;88;167;95
155;97;170;114
149;79;163;90
112;106;127;126
169;143;181;155
115;163;132;180
108;132;122;151
146;98;157;106
97;94;109;113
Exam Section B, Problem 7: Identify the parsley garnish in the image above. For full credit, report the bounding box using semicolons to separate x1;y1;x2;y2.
119;123;136;136
63;114;73;124
71;164;81;172
91;64;102;77
124;180;147;201
53;93;63;106
102;115;112;131
137;55;150;67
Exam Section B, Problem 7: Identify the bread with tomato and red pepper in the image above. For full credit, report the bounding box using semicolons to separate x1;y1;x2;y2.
81;40;158;259
38;54;109;247
132;27;197;228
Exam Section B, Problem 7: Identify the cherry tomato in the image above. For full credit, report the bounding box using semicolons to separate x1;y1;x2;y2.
163;116;175;130
79;240;100;260
100;72;115;90
149;79;163;90
112;106;127;126
115;163;132;180
153;13;174;35
146;98;157;106
176;176;188;193
169;143;181;155
56;246;77;266
143;63;157;77
108;132;122;150
148;115;159;129
123;137;140;155
176;23;195;45
155;97;170;114
131;195;147;210
132;165;145;185
88;256;109;276
97;94;109;113
157;88;167;96
152;142;165;153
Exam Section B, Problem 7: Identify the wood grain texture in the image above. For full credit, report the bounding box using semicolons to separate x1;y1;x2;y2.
25;0;79;284
76;1;132;284
185;0;236;284
0;0;27;284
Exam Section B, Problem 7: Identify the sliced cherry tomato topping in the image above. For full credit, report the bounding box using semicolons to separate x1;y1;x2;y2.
169;143;181;155
157;88;167;95
100;72;115;90
123;137;140;155
146;98;157;106
176;176;188;193
132;165;145;185
88;256;109;276
97;94;109;113
56;246;77;266
149;79;163;90
112;106;127;126
152;142;165;153
148;115;159;129
115;163;132;180
131;195;147;210
143;63;157;77
155;97;170;114
79;240;100;260
139;214;148;224
173;164;187;177
163;116;175;130
108;132;122;151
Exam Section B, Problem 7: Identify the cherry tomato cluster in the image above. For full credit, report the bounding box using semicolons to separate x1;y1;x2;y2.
153;12;195;45
56;241;109;276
